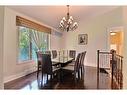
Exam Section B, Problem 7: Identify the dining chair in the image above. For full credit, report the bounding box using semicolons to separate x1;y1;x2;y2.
69;50;76;60
36;51;43;79
62;53;82;83
52;50;57;59
45;50;51;55
41;54;59;86
79;51;86;77
67;50;76;66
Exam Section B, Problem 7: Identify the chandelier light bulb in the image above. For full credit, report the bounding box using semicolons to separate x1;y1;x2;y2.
74;22;78;25
60;23;63;27
62;17;66;21
60;20;64;24
70;21;72;24
70;16;73;20
68;19;71;23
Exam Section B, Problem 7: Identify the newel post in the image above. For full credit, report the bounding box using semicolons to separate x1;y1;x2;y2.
110;49;116;89
97;50;100;89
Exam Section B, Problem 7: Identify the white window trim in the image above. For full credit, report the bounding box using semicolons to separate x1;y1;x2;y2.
17;26;50;64
18;60;35;64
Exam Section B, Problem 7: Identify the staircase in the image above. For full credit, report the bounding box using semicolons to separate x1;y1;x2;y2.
97;50;123;89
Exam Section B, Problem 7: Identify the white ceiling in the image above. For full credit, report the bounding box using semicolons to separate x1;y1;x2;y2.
8;6;118;31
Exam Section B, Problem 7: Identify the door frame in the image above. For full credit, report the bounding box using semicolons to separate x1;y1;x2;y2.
107;26;124;52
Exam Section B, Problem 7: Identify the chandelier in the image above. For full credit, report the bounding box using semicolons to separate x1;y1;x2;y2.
59;5;78;32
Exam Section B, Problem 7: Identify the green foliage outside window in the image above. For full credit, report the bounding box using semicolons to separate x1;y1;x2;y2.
18;26;49;62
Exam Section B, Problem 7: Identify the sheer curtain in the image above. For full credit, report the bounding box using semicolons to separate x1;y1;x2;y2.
31;30;45;51
16;16;51;51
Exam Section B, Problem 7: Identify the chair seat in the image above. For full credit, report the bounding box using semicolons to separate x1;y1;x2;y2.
52;66;60;72
67;61;75;66
52;62;59;66
63;65;74;71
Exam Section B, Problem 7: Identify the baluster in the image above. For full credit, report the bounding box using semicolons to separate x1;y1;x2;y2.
120;57;123;89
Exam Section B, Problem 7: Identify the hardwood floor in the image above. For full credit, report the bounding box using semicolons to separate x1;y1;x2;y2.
4;66;111;89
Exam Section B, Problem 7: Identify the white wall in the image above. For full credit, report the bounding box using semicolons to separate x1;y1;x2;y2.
0;6;4;89
122;7;127;89
50;30;62;50
62;7;123;67
3;7;62;83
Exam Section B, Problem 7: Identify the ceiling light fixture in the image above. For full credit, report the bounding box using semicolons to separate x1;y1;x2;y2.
110;32;116;36
59;5;78;32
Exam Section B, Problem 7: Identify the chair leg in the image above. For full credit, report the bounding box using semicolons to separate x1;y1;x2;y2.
49;74;53;86
37;71;39;79
74;72;77;84
51;74;53;80
81;67;83;77
83;66;85;74
82;66;85;80
37;68;39;79
78;70;80;80
58;70;61;82
60;69;63;82
82;66;84;74
41;73;43;87
47;74;48;82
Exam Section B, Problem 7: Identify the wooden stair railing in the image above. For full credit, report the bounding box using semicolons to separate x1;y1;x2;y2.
97;50;123;89
110;50;123;89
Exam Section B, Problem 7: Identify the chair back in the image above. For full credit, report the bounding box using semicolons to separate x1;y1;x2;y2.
74;53;81;72
36;51;43;66
45;51;51;55
80;51;86;66
41;54;52;74
69;50;76;60
52;50;57;59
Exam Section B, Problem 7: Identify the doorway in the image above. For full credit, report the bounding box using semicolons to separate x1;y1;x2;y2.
109;27;124;56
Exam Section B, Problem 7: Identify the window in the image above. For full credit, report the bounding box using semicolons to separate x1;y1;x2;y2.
18;26;49;62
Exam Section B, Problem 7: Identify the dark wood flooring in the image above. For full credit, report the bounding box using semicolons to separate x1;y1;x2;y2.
4;66;111;89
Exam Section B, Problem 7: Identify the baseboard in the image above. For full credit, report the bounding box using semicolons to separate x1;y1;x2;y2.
123;74;127;89
4;67;36;83
3;64;97;83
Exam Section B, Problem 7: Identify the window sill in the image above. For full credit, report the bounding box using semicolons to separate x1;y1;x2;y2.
18;60;35;64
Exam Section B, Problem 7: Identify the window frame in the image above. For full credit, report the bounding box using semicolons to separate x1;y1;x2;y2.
17;26;50;64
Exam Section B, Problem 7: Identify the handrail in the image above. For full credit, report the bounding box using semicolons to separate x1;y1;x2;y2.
116;54;123;58
97;49;123;89
99;52;111;54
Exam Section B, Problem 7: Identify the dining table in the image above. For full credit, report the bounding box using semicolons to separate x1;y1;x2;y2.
52;56;74;66
51;56;74;82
